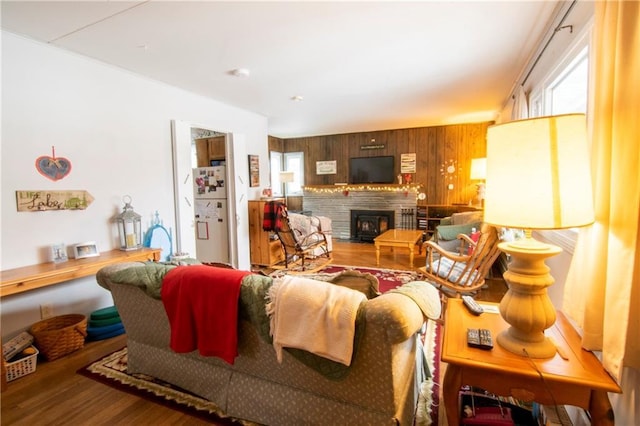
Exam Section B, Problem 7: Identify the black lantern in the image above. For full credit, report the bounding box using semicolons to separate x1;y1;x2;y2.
115;195;142;251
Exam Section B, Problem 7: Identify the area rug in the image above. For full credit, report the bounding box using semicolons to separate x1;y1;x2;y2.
417;321;441;426
271;264;421;293
77;349;255;425
79;334;440;426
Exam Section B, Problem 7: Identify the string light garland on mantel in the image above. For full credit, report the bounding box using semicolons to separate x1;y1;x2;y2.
303;184;423;194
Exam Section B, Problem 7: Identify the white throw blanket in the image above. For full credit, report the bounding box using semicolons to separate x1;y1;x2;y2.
266;275;366;366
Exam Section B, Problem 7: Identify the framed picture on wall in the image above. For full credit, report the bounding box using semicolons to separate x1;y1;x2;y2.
316;160;337;175
248;155;260;187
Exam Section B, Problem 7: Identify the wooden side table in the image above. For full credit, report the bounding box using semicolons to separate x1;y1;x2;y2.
442;299;621;426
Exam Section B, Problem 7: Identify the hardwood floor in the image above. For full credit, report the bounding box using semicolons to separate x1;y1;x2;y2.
1;333;214;426
1;240;507;425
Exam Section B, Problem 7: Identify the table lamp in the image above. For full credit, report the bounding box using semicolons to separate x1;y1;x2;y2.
279;171;295;205
469;157;486;207
484;114;594;358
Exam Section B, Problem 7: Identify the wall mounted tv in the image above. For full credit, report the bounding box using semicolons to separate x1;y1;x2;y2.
349;156;395;184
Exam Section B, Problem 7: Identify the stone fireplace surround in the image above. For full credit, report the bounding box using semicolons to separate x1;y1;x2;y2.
302;187;419;241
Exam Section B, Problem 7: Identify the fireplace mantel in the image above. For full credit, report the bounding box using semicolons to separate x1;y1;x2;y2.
303;183;422;194
303;186;420;240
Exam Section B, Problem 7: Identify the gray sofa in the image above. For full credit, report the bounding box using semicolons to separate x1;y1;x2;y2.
96;262;441;425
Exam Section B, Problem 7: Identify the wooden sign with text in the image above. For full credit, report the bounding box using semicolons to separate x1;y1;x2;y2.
15;190;94;212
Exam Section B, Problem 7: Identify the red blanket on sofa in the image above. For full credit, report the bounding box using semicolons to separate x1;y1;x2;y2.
161;265;251;364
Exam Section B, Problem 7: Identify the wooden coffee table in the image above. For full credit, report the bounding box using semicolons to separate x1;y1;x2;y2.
374;229;423;267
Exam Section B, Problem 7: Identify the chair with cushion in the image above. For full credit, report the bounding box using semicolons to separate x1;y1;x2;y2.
417;223;502;297
273;208;332;273
432;210;483;253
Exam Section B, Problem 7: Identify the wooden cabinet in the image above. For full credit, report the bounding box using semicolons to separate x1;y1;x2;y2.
417;204;480;237
195;136;226;167
248;200;285;267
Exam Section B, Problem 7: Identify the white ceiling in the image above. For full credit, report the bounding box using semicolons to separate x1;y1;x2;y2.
1;1;560;138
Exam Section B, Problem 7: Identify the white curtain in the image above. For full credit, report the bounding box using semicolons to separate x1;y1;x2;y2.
562;0;640;382
510;85;529;120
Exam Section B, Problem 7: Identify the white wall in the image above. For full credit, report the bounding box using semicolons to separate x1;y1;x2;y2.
1;31;270;338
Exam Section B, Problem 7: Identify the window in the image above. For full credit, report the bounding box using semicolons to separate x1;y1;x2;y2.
270;151;283;196
269;151;305;196
529;45;589;118
528;32;591;253
284;152;304;196
547;46;589;115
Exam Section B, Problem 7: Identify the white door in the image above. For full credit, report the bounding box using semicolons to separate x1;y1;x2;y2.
171;120;249;269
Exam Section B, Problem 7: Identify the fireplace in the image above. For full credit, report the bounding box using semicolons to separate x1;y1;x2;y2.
351;210;395;241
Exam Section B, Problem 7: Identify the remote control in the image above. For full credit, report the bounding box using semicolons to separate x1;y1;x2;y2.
479;328;493;349
462;295;484;315
467;328;493;350
2;331;34;361
467;328;480;346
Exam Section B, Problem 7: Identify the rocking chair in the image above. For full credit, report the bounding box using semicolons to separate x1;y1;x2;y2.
273;208;332;273
417;223;502;297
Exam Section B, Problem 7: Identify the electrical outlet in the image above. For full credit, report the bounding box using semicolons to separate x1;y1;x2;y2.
40;303;54;319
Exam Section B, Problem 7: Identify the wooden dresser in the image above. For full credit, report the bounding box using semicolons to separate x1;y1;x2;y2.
248;200;285;267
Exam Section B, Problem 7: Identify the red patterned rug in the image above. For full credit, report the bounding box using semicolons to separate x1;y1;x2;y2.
77;348;251;425
319;264;422;293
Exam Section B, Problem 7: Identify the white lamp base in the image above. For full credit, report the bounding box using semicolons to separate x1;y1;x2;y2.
496;238;562;359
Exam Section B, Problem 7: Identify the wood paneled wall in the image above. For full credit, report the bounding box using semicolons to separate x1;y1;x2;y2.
269;122;491;206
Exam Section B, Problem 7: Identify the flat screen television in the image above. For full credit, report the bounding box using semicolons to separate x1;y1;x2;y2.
349;156;395;184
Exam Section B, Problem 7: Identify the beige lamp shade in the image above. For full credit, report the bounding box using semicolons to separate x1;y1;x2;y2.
469;157;486;180
484;114;594;230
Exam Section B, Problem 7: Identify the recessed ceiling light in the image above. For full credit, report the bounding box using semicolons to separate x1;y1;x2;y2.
291;95;304;101
230;68;250;77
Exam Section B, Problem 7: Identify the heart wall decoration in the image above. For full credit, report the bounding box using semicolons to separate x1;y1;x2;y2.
36;146;72;181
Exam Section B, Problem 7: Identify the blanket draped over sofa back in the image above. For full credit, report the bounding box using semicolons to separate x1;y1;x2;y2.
161;265;251;364
266;275;366;366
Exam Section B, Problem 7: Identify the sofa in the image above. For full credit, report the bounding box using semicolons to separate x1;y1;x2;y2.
96;261;441;425
287;212;333;254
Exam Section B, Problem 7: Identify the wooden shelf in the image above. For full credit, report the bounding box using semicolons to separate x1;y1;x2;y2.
0;248;161;298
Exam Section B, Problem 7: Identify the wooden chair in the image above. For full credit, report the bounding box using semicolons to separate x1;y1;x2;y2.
417;223;502;297
273;208;332;273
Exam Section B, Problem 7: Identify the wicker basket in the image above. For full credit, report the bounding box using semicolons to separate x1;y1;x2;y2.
5;346;39;382
29;314;87;361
